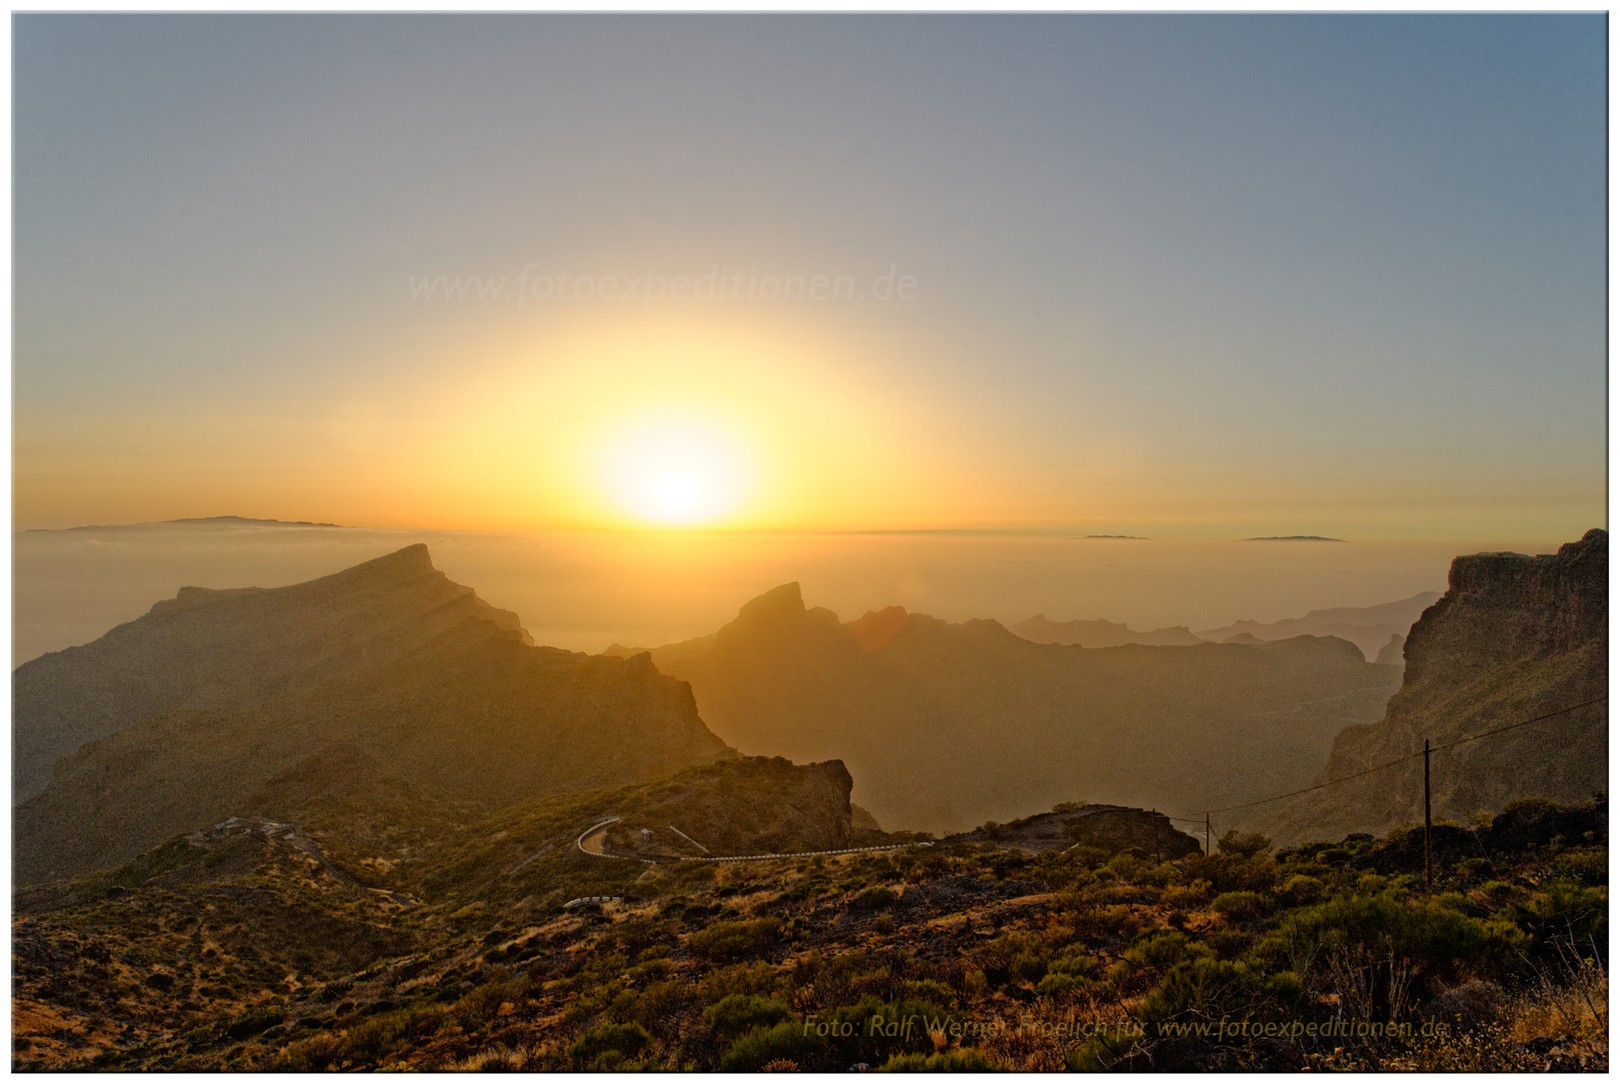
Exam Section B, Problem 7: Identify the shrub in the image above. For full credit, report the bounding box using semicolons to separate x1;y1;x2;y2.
853;885;899;911
570;1021;651;1068
719;1021;821;1071
1280;874;1325;906
1108;930;1211;990
1047;943;1101;982
1065;1032;1139;1071
815;996;958;1068
1211;890;1269;923
227;1005;285;1040
1513;882;1607;961
1138;958;1304;1030
689;918;782;963
1163;881;1213;911
274;1033;341;1072
706;994;792;1039
1036;973;1087;998
1253;893;1526;1003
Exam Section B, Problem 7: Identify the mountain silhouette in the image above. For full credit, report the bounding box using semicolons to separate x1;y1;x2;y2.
14;546;730;883
623;585;1402;834
1008;615;1201;648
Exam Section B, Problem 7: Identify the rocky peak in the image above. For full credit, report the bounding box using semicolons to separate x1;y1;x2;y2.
1405;528;1606;686
735;582;806;623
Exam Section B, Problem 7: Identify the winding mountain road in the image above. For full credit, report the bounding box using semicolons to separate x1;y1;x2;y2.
574;818;930;864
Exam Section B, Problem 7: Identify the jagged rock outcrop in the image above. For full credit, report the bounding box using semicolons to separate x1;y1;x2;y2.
1261;530;1607;843
14;546;732;883
1374;633;1406;666
604;756;859;857
961;803;1202;858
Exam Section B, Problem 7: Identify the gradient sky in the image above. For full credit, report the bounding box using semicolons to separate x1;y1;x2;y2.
14;14;1607;540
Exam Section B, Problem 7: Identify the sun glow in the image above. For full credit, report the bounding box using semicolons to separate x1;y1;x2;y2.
602;416;749;527
417;314;956;532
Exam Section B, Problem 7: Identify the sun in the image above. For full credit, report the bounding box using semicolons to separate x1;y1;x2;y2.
600;415;749;527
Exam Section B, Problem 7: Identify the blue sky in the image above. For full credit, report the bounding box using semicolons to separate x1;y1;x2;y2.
13;14;1607;539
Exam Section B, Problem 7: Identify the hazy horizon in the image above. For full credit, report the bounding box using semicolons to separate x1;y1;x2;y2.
14;515;1588;667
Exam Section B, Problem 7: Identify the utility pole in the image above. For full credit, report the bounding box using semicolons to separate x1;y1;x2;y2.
1423;738;1432;892
1204;812;1211;857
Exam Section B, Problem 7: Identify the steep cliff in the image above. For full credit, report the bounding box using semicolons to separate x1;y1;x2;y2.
1261;530;1607;843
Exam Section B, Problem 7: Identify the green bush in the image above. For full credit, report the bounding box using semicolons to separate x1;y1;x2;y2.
1280;874;1326;906
1513;882;1607;960
570;1021;651;1068
1253;893;1526;1000
1138;958;1304;1029
688;918;782;963
1211;890;1269;923
1036;973;1087;998
853;885;899;910
706;994;792;1039
816;996;958;1068
1065;1032;1139;1071
226;1005;285;1040
1047;943;1101;982
719;1020;822;1070
1108;930;1212;990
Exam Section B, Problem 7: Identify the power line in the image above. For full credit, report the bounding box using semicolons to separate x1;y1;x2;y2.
1187;696;1607;820
1429;696;1607;753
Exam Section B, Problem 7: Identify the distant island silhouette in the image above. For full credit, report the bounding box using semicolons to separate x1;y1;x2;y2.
30;515;346;533
1242;535;1346;543
1079;534;1151;540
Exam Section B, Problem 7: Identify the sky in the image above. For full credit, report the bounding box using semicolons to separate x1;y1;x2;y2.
13;14;1608;542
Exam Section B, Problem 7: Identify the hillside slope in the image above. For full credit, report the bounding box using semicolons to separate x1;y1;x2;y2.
14;545;533;803
14;547;731;884
1262;529;1607;842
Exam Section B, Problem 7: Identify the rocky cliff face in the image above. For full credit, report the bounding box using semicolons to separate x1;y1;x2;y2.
1403;531;1606;689
605;756;858;857
14;546;733;884
1262;530;1607;843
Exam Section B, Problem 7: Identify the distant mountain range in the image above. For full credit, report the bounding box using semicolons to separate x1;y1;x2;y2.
1195;592;1441;661
612;585;1401;834
1004;593;1438;661
13;546;730;884
1007;615;1202;648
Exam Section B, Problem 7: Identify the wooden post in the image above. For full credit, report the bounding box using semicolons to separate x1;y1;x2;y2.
1423;738;1432;891
1204;812;1211;857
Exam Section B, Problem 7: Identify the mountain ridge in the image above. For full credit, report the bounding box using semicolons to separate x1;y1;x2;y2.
14;546;733;883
